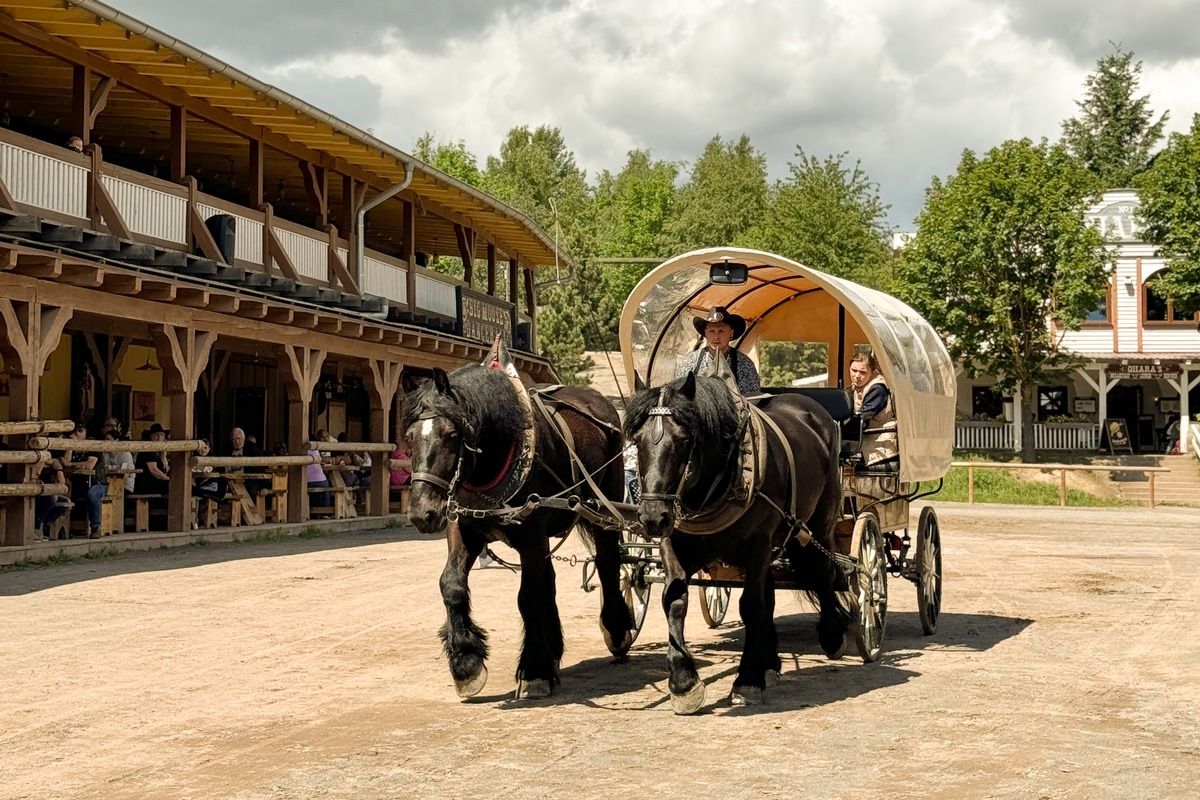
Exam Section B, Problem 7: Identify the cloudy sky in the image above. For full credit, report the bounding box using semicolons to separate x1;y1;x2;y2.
111;0;1200;228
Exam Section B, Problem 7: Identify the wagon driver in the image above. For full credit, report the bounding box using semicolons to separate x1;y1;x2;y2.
677;306;760;395
848;351;897;468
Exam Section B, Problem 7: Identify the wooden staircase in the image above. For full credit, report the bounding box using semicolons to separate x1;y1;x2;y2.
1111;455;1200;506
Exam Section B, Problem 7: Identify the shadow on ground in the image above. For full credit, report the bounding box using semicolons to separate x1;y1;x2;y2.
0;526;438;596
491;611;1030;715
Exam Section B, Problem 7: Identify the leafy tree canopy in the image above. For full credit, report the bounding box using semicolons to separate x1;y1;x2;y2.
897;138;1109;456
1136;114;1200;312
741;149;894;290
665;134;768;251
413;132;484;187
1061;45;1167;189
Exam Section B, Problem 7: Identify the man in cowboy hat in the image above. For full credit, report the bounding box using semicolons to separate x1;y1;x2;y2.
677;306;761;395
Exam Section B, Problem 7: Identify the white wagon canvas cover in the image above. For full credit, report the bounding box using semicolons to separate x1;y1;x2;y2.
619;247;956;482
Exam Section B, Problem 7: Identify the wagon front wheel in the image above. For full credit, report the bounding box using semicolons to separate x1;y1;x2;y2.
620;530;651;645
848;513;887;663
915;506;942;635
697;585;731;628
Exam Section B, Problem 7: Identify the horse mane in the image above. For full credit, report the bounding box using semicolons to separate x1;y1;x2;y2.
624;374;740;448
402;366;525;450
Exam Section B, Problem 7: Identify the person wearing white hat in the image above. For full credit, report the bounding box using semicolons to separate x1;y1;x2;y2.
677;306;761;395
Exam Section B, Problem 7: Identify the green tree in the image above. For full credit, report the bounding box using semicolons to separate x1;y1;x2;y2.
413;132;484;187
742;148;893;289
1061;45;1167;188
591;149;679;342
666;134;768;251
898;139;1109;460
483;125;600;383
1136;114;1200;312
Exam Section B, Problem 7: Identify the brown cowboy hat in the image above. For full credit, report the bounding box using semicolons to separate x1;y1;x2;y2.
692;306;747;339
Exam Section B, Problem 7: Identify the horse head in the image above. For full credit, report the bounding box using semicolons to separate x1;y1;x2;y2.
625;372;706;537
401;367;478;533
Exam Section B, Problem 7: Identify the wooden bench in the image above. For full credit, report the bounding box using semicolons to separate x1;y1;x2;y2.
126;494;166;533
46;501;73;540
389;484;412;514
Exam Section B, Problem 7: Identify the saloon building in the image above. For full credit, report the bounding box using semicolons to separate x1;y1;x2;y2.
0;0;563;550
954;189;1200;455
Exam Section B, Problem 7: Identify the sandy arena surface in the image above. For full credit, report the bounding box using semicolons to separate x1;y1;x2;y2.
2;503;1199;800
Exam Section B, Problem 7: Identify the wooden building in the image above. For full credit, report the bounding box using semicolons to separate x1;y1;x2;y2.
0;0;564;548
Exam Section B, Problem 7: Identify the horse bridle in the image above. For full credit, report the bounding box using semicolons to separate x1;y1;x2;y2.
637;388;750;521
637;390;699;517
409;408;481;500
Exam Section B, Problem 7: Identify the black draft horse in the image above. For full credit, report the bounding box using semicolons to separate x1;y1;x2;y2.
624;371;847;713
402;365;632;700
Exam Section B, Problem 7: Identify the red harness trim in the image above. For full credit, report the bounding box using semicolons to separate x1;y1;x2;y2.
461;438;518;493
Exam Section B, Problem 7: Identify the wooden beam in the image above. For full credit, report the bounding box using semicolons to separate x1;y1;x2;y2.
301;161;328;227
71;63;90;143
325;225;358;294
0;165;17;210
93;171;134;239
138;281;177;302
404;200;416;312
291;311;319;329
88;75;113;127
487;243;496;295
265;222;301;282
175;287;209;308
238;299;268;319
314;317;343;335
206;294;240;314
264;307;293;325
454;223;477;285
100;273;141;295
61;262;103;287
13;255;62;279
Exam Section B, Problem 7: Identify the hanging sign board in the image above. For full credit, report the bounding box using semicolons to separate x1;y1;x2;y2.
1102;418;1133;454
1105;363;1180;380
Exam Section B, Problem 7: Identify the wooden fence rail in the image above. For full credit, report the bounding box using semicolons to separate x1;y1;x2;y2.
950;461;1170;508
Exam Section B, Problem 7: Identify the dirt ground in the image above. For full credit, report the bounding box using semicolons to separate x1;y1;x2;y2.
2;503;1199;800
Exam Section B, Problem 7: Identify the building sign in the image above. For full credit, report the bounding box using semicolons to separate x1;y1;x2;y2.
1086;200;1142;242
458;288;514;346
1105;362;1180;380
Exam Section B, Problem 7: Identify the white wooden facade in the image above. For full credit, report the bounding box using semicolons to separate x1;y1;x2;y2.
954;189;1200;453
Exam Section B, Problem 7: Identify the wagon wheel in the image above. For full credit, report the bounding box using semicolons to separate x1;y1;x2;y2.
915;506;942;635
697;585;732;628
620;529;651;644
848;513;887;663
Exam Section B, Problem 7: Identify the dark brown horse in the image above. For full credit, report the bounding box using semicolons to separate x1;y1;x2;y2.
402;364;632;699
624;371;847;713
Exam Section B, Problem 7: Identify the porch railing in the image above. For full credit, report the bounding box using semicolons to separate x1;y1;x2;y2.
956;421;1100;451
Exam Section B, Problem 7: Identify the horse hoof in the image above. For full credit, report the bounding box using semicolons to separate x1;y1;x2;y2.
454;666;488;698
670;680;706;715
824;633;847;661
515;678;552;699
731;685;763;706
765;669;780;688
603;626;634;658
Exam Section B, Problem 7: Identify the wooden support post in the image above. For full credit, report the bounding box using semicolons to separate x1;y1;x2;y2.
403;199;417;312
487;243;496;296
278;344;326;522
170;105;187;183
455;223;477;287
301;162;328;229
152;325;216;533
1148;472;1156;508
0;300;73;545
508;256;519;306
71;64;90;144
363;358;403;517
249;138;264;209
1059;469;1067;507
967;464;975;505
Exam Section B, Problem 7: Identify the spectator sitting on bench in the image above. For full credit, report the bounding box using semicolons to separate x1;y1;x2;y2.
134;423;171;508
192;438;226;501
224;427;267;497
34;455;71;539
307;437;331;513
62;422;107;538
102;429;135;493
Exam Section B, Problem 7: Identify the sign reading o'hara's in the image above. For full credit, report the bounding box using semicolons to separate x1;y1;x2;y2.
1105;362;1180;380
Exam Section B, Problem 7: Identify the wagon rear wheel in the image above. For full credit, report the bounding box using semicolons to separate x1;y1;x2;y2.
848;513;887;663
915;506;942;635
697;585;731;628
620;530;651;644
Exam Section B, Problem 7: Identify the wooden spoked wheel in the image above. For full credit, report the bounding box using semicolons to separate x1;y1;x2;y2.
697;585;732;628
848;513;887;663
620;529;651;644
915;506;942;635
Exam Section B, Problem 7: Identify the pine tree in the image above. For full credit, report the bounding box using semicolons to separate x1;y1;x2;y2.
1061;45;1167;188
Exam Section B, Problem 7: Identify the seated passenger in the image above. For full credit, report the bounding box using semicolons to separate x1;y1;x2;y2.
847;351;897;468
677;306;760;395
